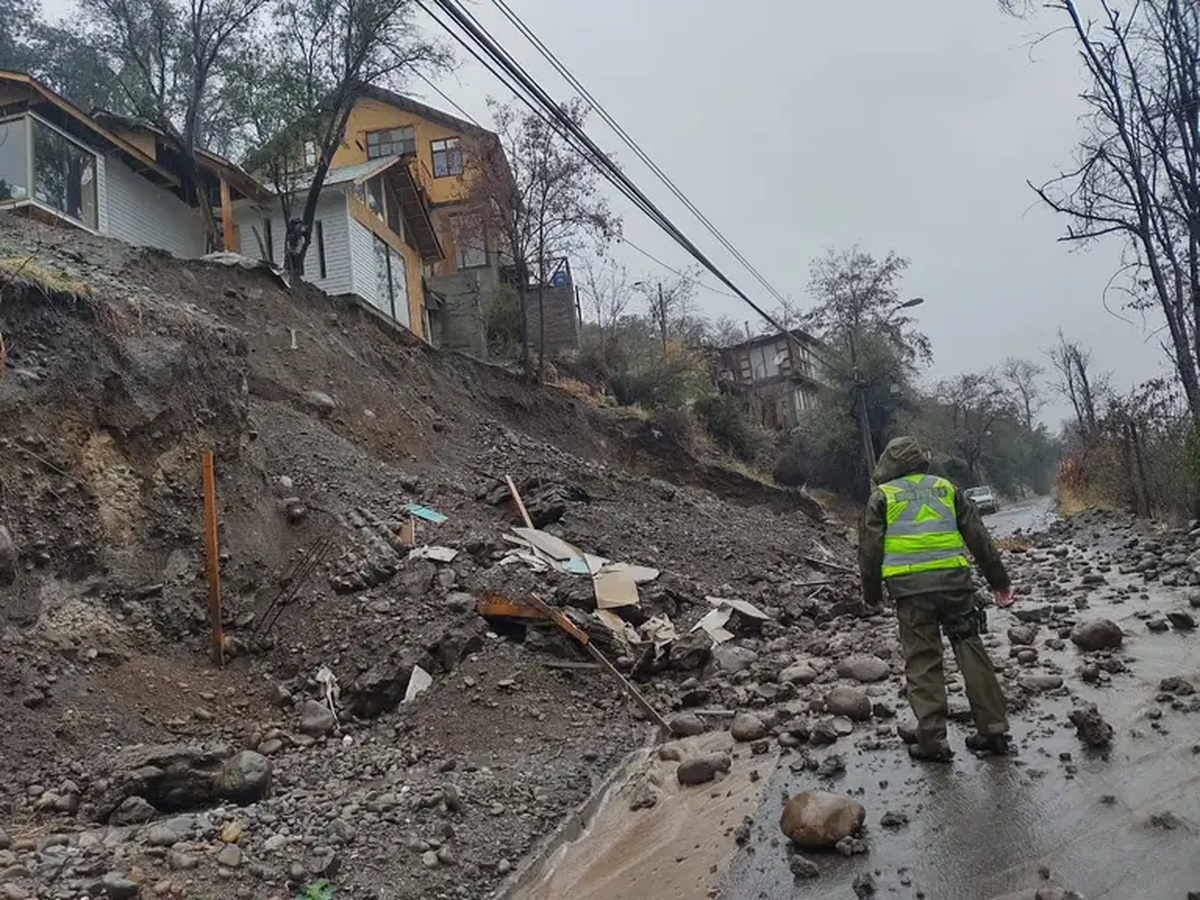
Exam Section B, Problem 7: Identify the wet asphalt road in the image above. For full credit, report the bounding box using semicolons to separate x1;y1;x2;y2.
721;496;1200;900
513;497;1200;900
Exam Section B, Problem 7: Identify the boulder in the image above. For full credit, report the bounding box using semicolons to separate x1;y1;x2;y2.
824;686;872;722
93;742;233;821
1167;611;1196;631
780;790;866;849
1068;703;1113;747
837;656;890;683
214;751;272;804
1007;625;1037;646
109;796;158;826
298;700;337;736
713;645;759;674
667;712;706;737
730;712;768;742
676;753;731;787
668;633;712;671
1070;619;1124;652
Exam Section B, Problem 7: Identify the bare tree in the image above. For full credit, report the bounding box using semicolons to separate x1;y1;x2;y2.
471;97;619;380
579;256;632;364
936;370;1013;485
708;315;746;348
234;0;449;274
1015;1;1200;414
77;0;270;247
1000;356;1046;431
1047;330;1110;440
636;272;697;352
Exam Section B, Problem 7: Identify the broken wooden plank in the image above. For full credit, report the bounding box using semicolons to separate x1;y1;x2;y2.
505;475;534;529
804;554;856;575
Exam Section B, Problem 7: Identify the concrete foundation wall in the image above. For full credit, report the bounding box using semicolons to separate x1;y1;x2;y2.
523;286;578;357
427;269;492;357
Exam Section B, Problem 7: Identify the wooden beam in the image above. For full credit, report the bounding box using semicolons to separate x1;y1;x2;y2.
201;450;225;667
219;179;235;252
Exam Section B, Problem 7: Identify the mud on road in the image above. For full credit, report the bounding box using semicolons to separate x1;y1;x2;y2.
515;506;1200;900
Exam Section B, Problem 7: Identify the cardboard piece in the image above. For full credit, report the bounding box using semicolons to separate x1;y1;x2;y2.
584;554;610;576
409;545;458;563
601;561;660;584
692;607;735;644
593;564;640;610
402;503;447;524
561;557;591;575
595;609;641;648
404;664;433;703
640;615;677;646
397;518;416;548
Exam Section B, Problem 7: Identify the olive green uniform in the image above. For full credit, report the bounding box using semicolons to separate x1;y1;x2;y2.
859;437;1010;750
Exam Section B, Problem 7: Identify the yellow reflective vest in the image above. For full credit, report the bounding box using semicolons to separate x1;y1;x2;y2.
880;474;970;579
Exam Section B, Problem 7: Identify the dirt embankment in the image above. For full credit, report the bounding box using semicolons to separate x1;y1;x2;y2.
0;217;850;900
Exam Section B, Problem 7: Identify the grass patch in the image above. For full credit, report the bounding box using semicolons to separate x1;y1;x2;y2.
0;255;91;299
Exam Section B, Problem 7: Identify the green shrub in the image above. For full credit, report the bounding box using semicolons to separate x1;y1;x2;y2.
694;393;764;461
608;347;707;410
774;407;866;497
485;284;521;357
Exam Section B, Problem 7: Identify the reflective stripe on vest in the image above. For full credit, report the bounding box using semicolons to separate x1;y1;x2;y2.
880;474;970;578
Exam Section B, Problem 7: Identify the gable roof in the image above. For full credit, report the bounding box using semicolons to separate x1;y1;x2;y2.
359;85;491;139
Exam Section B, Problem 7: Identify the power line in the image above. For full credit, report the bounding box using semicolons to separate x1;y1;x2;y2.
414;71;481;127
617;236;737;299
421;0;801;349
489;0;791;310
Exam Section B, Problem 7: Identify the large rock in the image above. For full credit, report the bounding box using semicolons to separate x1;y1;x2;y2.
667;712;706;737
713;645;759;674
730;712;768;742
93;743;233;821
214;751;272;804
779;662;818;685
780;790;866;849
676;753;731;786
824;686;872;722
1068;703;1113;747
668;633;712;671
1070;619;1124;652
298;700;337;736
109;796;158;826
1007;625;1037;646
837;656;890;683
0;525;15;585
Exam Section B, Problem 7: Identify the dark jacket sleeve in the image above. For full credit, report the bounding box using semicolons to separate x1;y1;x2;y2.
858;489;887;606
954;484;1010;590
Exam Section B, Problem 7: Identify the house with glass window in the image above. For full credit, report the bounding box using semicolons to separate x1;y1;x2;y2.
0;70;264;256
718;328;824;430
229;86;514;349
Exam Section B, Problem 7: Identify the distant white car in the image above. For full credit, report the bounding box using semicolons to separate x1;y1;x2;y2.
964;486;999;515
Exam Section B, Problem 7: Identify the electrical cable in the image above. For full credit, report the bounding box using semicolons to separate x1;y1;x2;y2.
490;0;791;309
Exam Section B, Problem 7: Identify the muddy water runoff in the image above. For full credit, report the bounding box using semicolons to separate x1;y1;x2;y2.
515;498;1200;900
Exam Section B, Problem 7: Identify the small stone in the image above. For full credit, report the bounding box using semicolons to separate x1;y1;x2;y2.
221;820;243;843
779;662;818;685
216;844;242;868
853;871;877;897
215;751;272;804
1167;611;1196;630
1021;675;1064;692
421;849;439;869
111;796;157;826
837;655;890;683
168;851;198;871
101;872;140;899
1069;703;1114;747
298;700;337;736
1147;617;1170;633
730;712;767;742
789;854;820;879
497;858;511;874
676;753;732;786
1008;625;1037;646
880;810;909;828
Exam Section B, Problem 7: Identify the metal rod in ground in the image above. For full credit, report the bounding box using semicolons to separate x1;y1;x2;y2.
256;536;334;637
201;450;224;667
524;592;670;733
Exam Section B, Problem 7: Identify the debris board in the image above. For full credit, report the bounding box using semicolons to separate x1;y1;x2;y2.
692;607;735;643
408;545;458;563
402;503;447;524
707;596;770;620
404;665;432;703
593;565;640;610
512;527;582;561
600;561;660;584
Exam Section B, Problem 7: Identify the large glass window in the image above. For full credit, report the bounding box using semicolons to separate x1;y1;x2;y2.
367;126;415;159
0;118;29;203
32;119;97;228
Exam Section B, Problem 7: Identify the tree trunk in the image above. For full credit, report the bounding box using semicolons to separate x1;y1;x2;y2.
518;282;532;382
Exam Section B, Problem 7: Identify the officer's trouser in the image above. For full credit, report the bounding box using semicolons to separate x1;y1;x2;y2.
895;590;1009;749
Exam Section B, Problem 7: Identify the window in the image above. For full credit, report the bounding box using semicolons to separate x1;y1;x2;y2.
366;126;415;159
0;118;29;203
315;221;326;279
31;119;97;228
261;218;274;263
431;137;462;177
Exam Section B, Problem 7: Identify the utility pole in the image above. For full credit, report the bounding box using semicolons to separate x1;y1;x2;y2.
656;282;667;352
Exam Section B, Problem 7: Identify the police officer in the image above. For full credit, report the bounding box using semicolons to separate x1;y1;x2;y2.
858;436;1014;761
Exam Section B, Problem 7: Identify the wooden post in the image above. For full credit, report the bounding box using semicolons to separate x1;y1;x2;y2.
202;450;224;666
505;475;535;529
219;179;235;252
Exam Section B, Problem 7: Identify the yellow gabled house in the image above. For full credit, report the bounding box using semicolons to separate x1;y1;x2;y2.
235;86;512;349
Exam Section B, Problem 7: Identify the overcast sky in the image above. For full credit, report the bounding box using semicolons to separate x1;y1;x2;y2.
40;0;1177;423
405;0;1175;423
